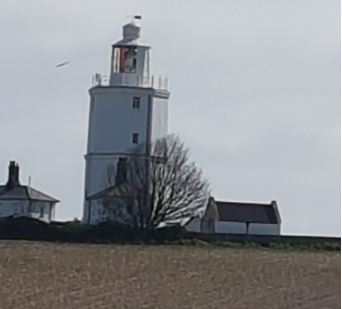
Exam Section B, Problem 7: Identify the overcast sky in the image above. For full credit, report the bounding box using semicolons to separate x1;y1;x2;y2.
0;0;340;236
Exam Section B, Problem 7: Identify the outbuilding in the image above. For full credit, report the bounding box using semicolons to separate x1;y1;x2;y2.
186;197;281;235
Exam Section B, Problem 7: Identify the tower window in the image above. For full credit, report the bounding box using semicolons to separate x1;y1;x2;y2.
112;46;137;73
132;133;139;144
132;97;140;109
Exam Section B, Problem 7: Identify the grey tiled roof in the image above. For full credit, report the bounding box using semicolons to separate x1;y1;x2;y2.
0;185;59;203
87;183;134;200
215;201;281;224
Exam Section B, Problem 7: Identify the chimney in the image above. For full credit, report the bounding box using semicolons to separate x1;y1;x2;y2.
115;157;128;186
6;161;20;190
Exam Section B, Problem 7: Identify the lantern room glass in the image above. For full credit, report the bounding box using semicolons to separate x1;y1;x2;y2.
112;46;138;73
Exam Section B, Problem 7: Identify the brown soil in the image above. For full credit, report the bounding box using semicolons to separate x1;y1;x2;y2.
0;241;340;309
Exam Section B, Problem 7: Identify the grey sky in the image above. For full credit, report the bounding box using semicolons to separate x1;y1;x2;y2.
0;0;340;236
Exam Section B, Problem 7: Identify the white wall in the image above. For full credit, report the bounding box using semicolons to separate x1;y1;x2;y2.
0;200;29;217
84;155;119;198
87;87;152;154
215;221;280;235
215;221;246;234
185;218;201;232
29;201;54;223
185;218;281;235
249;223;280;235
87;198;131;225
151;97;168;142
84;86;153;206
86;200;103;225
83;86;170;223
0;200;55;223
84;94;168;199
50;204;56;221
185;220;246;234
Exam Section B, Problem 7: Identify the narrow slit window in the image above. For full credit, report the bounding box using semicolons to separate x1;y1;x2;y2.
132;133;139;144
39;205;44;218
132;97;140;109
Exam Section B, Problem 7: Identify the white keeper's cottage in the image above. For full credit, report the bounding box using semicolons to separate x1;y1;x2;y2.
83;17;170;223
0;161;59;223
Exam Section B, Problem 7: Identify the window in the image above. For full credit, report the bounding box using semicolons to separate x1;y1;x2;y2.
132;133;139;144
112;46;137;73
39;205;44;218
132;97;140;109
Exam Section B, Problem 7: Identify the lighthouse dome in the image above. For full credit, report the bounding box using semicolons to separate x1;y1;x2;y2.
123;21;140;41
114;19;143;46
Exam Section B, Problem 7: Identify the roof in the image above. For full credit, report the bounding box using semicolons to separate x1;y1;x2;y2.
87;183;133;200
203;197;219;220
113;20;147;47
0;185;59;203
215;201;281;224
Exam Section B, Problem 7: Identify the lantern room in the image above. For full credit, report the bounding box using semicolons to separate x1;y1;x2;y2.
109;17;150;87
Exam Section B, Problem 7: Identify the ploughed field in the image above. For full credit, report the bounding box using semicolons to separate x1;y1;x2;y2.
0;241;340;309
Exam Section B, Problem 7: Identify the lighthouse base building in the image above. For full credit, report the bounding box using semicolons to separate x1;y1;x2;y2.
81;18;282;233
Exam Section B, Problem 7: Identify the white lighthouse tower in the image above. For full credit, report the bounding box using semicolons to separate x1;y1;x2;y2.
83;17;170;223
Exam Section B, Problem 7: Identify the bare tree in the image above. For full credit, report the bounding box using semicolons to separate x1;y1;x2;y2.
103;135;210;229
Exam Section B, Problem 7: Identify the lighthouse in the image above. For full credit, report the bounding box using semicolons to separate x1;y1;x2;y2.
83;17;170;223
